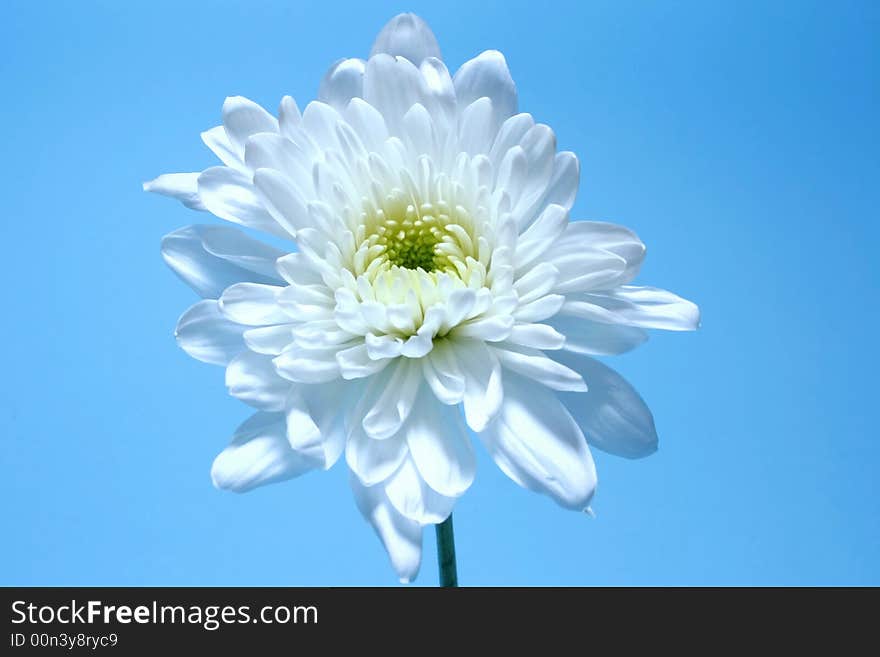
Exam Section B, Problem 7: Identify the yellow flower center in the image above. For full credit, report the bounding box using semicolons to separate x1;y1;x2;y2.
356;189;479;278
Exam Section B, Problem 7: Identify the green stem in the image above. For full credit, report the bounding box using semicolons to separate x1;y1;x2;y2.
435;514;458;587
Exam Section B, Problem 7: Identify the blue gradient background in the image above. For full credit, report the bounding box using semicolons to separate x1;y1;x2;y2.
1;1;877;586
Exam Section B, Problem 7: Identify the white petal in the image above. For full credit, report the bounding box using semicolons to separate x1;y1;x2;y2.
453;315;514;341
512;124;557;227
175;300;245;366
161;225;283;298
336;343;391;380
346;429;408;486
566;286;700;331
225;351;290;411
350;472;422;584
343;98;389;153
419;57;456;128
458;96;496;155
218;282;288;325
550;248;627;294
489;113;534;167
478;373;596;510
197;167;290;238
221;96;279;156
454;50;517;128
362;359;422;440
243;325;293;355
513;293;565;323
422;340;466;404
384;457;457;525
211;412;323;493
543;151;580;211
201;126;243;170
252;168;310;237
546;221;645;285
452;339;503;432
298;379;364;468
274;344;342;383
516;204;569;271
406;389;475;498
492;345;587;392
549;314;647;355
318;58;365;110
363;54;425;134
369;13;441;65
278;95;303;138
143;173;205;210
506;323;566;350
554;351;658;459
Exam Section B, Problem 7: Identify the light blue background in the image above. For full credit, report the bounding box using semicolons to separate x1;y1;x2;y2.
1;0;877;586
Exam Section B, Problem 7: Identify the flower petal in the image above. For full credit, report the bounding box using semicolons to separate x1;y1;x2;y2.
549;314;648;355
384;457;457;525
318;58;365;110
175;300;245;366
218;282;289;326
369;13;441;65
406;389;475;498
143;173;205;210
362;359;422;440
211;411;323;493
451;339;503;432
454;50;517;129
363;54;426;135
564;286;700;331
201;126;244;170
161;225;284;298
225;351;290;411
350;471;422;584
346;429;408;486
491;344;587;392
221;96;279;156
197;167;290;238
554;351;658;459
478;373;596;510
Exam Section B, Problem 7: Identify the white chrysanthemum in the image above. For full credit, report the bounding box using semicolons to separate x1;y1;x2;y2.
146;13;699;582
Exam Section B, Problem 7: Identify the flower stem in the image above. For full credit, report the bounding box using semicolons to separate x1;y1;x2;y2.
435;514;458;587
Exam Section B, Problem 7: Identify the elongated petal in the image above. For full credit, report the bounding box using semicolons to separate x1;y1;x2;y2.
218;282;289;325
363;54;425;134
451;339;503;432
211;412;323;493
346;429;408;486
175;300;245;366
225;351;290;411
492;344;587;392
361;359;422;439
369;13;441;65
384;457;457;525
454;50;517;129
143;173;205;210
197;167;290;238
351;472;422;583
221;96;279;156
565;286;700;331
478;373;596;510
318;58;365;110
549;314;648;355
546;221;645;285
554;351;658;459
406;389;475;497
201;126;244;170
161;225;283;298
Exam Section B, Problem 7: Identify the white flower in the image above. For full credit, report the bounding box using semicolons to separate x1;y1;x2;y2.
145;13;699;583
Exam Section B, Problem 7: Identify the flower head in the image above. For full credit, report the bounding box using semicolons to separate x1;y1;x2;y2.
146;13;699;582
